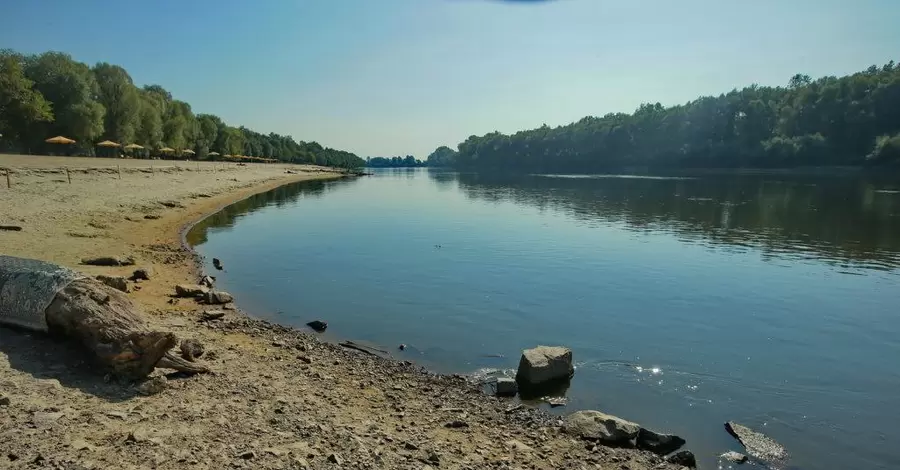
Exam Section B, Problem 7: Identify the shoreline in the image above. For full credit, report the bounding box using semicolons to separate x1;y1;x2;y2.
0;155;683;469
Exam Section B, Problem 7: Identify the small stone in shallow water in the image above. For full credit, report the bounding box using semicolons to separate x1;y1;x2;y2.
720;451;748;463
494;377;518;397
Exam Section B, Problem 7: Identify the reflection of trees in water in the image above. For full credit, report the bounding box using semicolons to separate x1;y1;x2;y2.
186;179;352;246
426;168;459;191
454;172;900;269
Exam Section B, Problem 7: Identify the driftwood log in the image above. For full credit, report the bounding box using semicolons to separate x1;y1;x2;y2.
44;279;208;379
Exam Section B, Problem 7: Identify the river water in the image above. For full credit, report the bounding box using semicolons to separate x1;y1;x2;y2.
188;169;900;470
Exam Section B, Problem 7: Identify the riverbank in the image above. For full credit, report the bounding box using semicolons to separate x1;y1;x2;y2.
0;155;682;469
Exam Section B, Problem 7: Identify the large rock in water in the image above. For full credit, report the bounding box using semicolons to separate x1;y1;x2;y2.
725;421;788;463
563;410;640;445
515;345;574;385
636;428;686;455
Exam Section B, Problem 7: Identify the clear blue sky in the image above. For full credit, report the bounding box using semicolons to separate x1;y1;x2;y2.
2;0;897;157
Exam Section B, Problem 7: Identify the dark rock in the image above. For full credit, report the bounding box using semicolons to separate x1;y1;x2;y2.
297;355;312;364
200;310;225;321
720;451;749;464
404;442;419;450
131;267;154;281
81;255;136;266
427;452;440;463
95;275;129;292
143;214;161;220
398;344;406;351
212;258;223;270
180;339;204;362
307;320;328;332
203;290;233;304
563;410;640;445
327;453;342;464
725;421;788;463
515;345;574;386
0;396;9;406
495;377;518;397
445;420;469;429
238;450;255;460
199;275;215;287
666;450;697;467
637;428;686;455
0;225;23;231
175;284;208;298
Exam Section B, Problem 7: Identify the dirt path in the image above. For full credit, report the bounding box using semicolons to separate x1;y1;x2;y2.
0;155;682;469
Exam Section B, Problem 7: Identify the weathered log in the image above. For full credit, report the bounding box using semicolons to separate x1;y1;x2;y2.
44;279;208;379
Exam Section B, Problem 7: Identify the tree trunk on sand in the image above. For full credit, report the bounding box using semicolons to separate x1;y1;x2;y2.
44;279;207;379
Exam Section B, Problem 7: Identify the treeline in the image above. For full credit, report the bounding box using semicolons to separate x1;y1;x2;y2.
430;62;900;172
366;155;426;167
0;49;365;167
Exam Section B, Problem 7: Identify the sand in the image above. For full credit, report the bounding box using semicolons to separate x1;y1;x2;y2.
0;154;683;469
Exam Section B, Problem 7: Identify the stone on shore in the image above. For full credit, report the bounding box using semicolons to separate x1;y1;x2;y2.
563;410;640;445
81;255;135;266
495;377;518;396
636;427;686;455
95;274;129;292
515;345;574;385
203;290;233;304
307;320;328;332
131;267;154;281
666;450;697;467
725;421;788;463
175;284;208;298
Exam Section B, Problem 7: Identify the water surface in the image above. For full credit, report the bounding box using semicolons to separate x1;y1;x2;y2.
189;169;900;470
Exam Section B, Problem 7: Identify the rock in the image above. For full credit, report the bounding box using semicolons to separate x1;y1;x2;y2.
546;396;567;408
81;255;136;266
200;310;225;321
515;345;574;385
327;453;342;464
720;451;749;463
636;428;686;455
71;439;96;452
126;429;160;444
725;421;788;463
180;339;204;361
563;410;640;445
131;267;154;281
427;452;440;463
506;440;534;453
95;274;129;292
175;284;208;298
445;420;469;429
398;344;406;351
494;377;518;396
306;320;328;332
136;376;167;396
0;396;9;406
0;225;23;231
31;411;64;429
212;258;223;270
203;290;233;304
297;355;312;364
143;214;161;220
199;275;215;287
238;450;255;459
291;457;311;469
404;442;419;450
666;450;697;467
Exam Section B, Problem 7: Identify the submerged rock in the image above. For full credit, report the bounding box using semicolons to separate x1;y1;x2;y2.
515;345;574;386
563;410;639;445
720;451;749;464
725;421;788;463
307;320;328;332
636;428;686;455
212;258;223;270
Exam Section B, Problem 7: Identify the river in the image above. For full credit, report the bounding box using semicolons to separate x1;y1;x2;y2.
187;168;900;470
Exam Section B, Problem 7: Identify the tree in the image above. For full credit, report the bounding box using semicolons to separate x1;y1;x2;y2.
93;62;139;143
0;49;53;149
134;89;164;148
426;145;457;166
24;51;105;148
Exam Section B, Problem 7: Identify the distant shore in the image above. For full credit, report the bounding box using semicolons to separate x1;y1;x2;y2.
0;154;681;469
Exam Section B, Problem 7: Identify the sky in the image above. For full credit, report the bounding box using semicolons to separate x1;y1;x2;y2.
1;0;898;157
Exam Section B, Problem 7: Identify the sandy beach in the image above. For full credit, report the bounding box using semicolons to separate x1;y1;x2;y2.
0;155;683;470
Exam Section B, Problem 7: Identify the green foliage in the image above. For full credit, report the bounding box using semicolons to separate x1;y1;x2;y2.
443;61;900;172
366;155;426;167
0;48;362;166
867;133;900;163
0;49;53;149
425;146;457;166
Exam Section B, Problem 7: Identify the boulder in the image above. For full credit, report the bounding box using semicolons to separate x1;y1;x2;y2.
175;284;208;298
666;450;696;468
81;255;135;267
199;275;215;288
307;320;328;332
180;339;204;362
494;377;518;396
95;275;129;293
212;258;223;270
636;428;686;455
515;345;574;385
203;290;233;304
563;410;640;445
131;267;154;281
725;421;788;463
200;310;226;321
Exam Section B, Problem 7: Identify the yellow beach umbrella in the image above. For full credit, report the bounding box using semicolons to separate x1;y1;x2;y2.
96;140;120;148
45;135;76;144
208;151;220;156
158;147;175;152
182;149;196;155
124;143;144;150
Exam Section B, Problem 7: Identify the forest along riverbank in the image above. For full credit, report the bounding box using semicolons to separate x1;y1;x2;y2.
0;155;685;469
